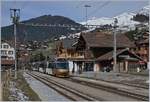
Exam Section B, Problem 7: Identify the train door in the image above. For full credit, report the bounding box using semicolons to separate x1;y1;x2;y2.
46;62;53;75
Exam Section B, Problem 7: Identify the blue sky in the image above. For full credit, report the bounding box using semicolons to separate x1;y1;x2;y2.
1;0;149;26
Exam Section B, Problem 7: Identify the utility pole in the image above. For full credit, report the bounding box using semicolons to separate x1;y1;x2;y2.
148;9;150;70
10;8;20;79
84;5;91;27
113;18;118;72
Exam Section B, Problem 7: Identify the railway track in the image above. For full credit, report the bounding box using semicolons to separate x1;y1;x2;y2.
27;71;149;101
115;81;148;89
27;72;100;101
96;78;149;89
71;76;149;89
119;81;148;89
66;77;149;101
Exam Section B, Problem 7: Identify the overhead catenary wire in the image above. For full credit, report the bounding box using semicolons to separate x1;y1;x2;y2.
75;1;86;8
87;1;111;18
20;1;29;10
12;0;29;10
18;22;109;29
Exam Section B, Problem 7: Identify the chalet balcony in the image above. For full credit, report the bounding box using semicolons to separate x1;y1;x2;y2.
73;55;84;58
138;50;148;55
1;59;15;65
57;53;85;59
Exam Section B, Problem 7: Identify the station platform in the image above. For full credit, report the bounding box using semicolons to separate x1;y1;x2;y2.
71;71;149;85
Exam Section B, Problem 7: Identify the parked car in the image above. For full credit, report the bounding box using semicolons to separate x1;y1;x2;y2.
103;66;113;72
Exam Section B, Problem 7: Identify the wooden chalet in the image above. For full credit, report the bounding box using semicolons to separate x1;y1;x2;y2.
1;60;15;70
1;41;15;70
74;31;145;73
134;33;149;62
54;38;84;73
55;38;83;59
96;48;145;73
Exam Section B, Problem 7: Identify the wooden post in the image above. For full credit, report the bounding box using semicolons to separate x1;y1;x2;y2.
72;61;75;74
125;61;128;73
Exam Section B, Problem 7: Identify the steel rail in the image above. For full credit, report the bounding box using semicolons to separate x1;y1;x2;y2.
66;77;149;101
70;76;149;89
28;71;148;101
27;72;100;101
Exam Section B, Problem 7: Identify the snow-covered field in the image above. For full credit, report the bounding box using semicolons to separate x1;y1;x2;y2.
80;12;140;30
9;81;29;101
80;5;149;29
138;5;149;16
23;72;70;101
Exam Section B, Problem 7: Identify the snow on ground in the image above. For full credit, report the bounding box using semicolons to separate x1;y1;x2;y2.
138;5;150;16
80;5;149;29
80;12;139;28
80;17;114;25
23;72;70;101
9;81;29;101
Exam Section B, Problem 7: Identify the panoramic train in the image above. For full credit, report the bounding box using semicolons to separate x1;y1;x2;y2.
36;59;69;77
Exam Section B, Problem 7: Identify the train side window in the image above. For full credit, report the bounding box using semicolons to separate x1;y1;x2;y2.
48;63;54;69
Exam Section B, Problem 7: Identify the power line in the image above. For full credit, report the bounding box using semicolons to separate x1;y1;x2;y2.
19;23;83;28
19;22;109;29
20;2;29;10
12;0;17;9
75;1;85;8
87;1;111;18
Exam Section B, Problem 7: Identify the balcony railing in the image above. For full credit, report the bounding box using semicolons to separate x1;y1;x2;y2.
58;52;85;59
138;50;148;55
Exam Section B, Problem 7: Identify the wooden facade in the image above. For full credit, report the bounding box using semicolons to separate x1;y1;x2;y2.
55;38;85;73
135;39;149;62
55;38;84;59
96;49;146;73
54;31;146;73
75;32;145;73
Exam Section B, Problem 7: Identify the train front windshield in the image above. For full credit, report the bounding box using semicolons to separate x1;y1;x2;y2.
55;62;69;69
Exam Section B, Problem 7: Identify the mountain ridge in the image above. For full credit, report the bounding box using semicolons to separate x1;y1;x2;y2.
80;5;149;28
1;15;85;41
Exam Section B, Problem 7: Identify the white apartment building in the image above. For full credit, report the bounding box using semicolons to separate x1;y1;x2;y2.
1;42;15;60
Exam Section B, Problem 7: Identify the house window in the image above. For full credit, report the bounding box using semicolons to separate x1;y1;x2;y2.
8;51;13;55
8;57;13;60
1;56;7;59
1;50;7;54
3;45;9;49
